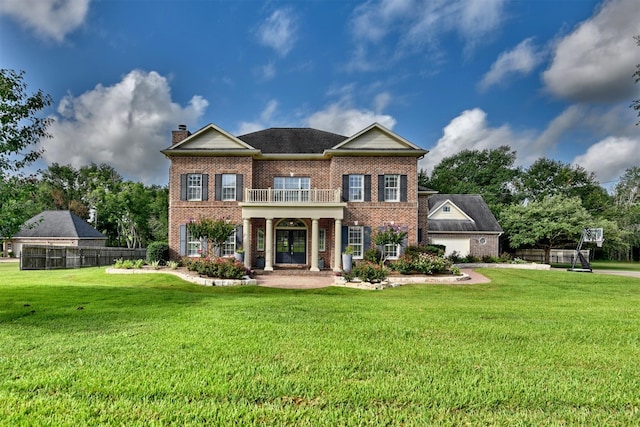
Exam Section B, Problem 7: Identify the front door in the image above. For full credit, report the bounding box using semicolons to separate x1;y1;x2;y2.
275;229;307;264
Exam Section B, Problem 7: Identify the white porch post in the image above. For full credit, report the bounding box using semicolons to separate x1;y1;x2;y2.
334;219;342;272
265;217;274;271
310;218;319;271
243;218;250;269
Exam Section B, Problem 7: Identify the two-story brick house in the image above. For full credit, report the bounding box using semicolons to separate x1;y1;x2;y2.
162;122;430;272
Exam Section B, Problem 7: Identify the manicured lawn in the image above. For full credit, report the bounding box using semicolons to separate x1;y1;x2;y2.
1;263;639;425
552;260;640;272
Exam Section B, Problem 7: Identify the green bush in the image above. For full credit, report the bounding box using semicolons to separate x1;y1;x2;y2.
344;261;389;282
364;247;382;263
183;256;249;279
146;241;169;264
391;253;457;275
404;245;445;258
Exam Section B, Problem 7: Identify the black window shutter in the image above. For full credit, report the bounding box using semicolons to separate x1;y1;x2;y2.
179;224;187;256
202;174;209;201
214;174;222;201
364;175;371;202
341;225;348;253
418;228;423;243
342;175;349;202
235;226;243;248
378;175;385;201
364;226;371;251
400;175;408;202
180;174;187;201
236;174;243;201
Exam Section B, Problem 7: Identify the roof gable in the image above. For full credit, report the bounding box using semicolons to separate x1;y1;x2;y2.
428;199;474;221
427;194;502;233
169;124;255;151
332;123;424;151
13;211;106;239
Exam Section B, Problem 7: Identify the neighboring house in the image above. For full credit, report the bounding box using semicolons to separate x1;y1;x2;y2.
11;210;106;256
162;123;429;271
426;194;502;258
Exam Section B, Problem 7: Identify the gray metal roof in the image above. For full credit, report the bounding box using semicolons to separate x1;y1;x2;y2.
13;210;106;239
428;194;502;233
237;128;347;153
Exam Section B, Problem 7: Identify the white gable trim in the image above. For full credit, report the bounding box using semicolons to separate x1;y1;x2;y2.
428;199;475;222
169;123;256;151
332;122;425;151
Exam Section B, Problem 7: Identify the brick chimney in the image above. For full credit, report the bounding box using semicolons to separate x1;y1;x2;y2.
171;124;191;145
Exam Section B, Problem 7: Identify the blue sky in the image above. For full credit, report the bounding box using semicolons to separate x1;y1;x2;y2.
1;0;638;187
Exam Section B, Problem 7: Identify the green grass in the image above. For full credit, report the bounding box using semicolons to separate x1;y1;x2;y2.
1;263;639;425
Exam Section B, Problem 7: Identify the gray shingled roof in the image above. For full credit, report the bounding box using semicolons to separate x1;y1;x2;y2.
428;194;502;233
13;211;106;239
237;128;347;154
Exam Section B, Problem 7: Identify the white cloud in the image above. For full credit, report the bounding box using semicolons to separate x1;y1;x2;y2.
235;100;280;135
256;8;297;57
543;0;640;103
0;0;90;42
306;103;396;136
348;0;507;70
419;109;528;173
573;136;640;184
42;70;208;185
478;38;544;91
256;62;276;81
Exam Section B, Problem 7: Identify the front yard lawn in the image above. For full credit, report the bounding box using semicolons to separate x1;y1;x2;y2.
1;263;638;425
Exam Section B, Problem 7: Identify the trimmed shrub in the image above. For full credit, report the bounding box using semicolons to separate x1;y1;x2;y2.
344;261;389;283
364;247;382;263
146;241;169;264
390;253;457;275
183;256;250;279
404;245;445;258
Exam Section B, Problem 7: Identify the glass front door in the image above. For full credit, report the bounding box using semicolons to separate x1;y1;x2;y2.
275;229;307;264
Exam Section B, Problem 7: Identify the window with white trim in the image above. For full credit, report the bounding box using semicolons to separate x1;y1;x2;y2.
257;228;265;251
384;174;400;202
187;174;202;201
383;243;400;260
187;228;202;257
221;174;236;201
348;226;364;258
318;229;326;252
222;230;236;257
349;175;364;201
442;205;451;213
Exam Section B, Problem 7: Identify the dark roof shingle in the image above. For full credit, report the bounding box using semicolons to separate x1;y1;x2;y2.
13;211;106;239
428;194;502;233
237;128;347;153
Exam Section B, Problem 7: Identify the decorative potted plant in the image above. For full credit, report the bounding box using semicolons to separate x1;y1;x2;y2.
256;253;265;269
342;245;353;273
234;246;244;262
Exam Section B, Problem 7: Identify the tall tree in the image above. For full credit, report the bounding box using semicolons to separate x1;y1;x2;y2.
37;163;88;217
610;167;640;260
501;196;592;264
0;69;52;172
423;146;520;214
0;69;52;252
515;158;611;215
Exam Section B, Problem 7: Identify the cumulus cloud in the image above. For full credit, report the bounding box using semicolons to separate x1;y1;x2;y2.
256;8;297;57
236;100;280;135
478;38;544;91
573;137;640;184
419;108;534;173
0;0;90;42
542;0;640;103
348;0;507;70
306;103;397;136
42;70;208;185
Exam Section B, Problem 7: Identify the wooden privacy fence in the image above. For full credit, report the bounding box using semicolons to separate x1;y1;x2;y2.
20;245;146;270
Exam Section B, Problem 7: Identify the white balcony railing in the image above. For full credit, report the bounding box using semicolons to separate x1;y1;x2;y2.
244;188;342;204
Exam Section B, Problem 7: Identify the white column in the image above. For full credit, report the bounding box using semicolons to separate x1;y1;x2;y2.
310;218;319;271
334;219;342;272
265;218;274;271
243;218;250;269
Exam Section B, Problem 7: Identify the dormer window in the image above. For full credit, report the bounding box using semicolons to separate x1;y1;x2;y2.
442;206;451;213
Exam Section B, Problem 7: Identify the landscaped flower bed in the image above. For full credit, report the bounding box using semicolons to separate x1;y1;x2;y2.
182;256;251;280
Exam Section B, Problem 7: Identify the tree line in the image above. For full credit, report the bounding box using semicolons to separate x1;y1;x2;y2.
420;146;639;262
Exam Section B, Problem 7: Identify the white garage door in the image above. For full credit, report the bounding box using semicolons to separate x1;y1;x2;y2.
430;237;470;257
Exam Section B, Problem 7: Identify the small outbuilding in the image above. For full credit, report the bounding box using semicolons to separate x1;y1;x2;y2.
11;210;106;256
427;194;502;258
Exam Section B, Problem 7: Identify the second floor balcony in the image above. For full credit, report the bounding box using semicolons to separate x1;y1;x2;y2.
244;188;342;204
